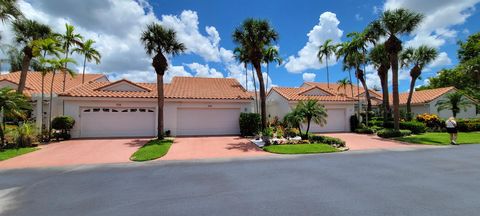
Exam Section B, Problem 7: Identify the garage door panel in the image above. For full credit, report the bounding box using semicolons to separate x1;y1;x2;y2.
80;107;155;138
306;108;346;133
177;108;240;136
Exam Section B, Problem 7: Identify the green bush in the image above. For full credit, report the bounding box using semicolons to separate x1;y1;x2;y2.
399;121;427;134
370;120;384;127
456;119;480;132
349;115;359;132
9;122;37;147
377;129;412;138
308;135;346;147
51;116;75;140
239;113;261;136
285;128;299;137
355;127;375;134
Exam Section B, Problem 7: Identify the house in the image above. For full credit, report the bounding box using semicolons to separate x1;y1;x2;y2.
397;87;478;119
0;72;254;138
267;83;357;132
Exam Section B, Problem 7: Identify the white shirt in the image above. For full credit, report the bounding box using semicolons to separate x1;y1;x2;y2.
446;120;457;128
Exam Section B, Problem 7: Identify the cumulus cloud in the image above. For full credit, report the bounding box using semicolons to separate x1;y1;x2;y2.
186;62;224;78
284;12;343;73
429;52;452;68
302;73;316;82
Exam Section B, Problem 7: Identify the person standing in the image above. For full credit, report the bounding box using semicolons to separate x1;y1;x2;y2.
446;117;458;145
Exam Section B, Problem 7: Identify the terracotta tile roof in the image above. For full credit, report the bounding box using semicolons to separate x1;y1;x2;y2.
397;86;455;105
303;82;382;98
0;71;106;96
271;87;357;102
61;76;253;100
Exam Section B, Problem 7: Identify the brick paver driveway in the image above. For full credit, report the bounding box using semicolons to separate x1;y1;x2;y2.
324;133;434;151
0;138;149;170
160;136;271;160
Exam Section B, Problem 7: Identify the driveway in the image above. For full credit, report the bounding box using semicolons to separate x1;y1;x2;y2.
161;136;271;160
325;133;435;151
0;138;148;170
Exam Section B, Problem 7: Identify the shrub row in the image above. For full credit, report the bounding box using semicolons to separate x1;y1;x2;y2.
355;128;375;134
239;113;260;136
457;119;480;132
377;129;412;138
309;135;346;147
380;121;427;134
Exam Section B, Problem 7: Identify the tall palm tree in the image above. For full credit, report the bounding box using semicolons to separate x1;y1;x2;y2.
400;45;438;119
263;46;282;90
11;19;52;94
40;57;76;141
141;23;185;139
32;37;62;138
337;78;351;96
57;23;83;92
0;0;23;40
317;39;336;89
371;9;424;130
232;18;279;130
251;64;258;113
233;47;249;91
436;92;472;118
336;41;355;98
297;99;328;139
369;44;391;122
72;39;101;84
0;87;30;148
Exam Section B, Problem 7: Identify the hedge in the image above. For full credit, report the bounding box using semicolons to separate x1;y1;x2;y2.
239;113;261;136
377;129;412;138
309;135;346;147
355;127;375;134
457;119;480;132
381;121;427;134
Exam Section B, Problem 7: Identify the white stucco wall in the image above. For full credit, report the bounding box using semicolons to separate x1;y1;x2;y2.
427;91;477;119
62;97;253;138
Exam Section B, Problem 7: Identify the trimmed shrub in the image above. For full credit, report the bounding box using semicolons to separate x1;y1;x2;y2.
370;120;384;127
399;121;427;134
457;119;480;132
355;127;375;134
239;113;261;136
377;129;412;138
349;115;359;132
309;135;346;147
285;128;300;137
52;116;75;140
416;113;444;128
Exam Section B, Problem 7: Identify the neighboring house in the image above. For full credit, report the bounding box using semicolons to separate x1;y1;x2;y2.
0;71;108;129
396;87;478;119
60;76;253;138
267;84;356;132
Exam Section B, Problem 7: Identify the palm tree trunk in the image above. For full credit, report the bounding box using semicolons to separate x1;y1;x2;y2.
379;67;390;123
48;71;56;141
358;71;372;112
17;49;32;94
244;63;248;91
82;54;87;84
0;108;4;149
306;117;311;138
252;64;258;113
406;75;418;121
391;53;400;131
62;49;69;92
40;74;45;141
157;73;164;139
326;56;330;89
348;70;354;98
266;63;269;90
253;61;267;130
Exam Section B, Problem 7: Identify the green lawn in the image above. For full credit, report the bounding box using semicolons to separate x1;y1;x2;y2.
263;144;339;154
130;139;173;161
0;147;38;161
395;132;480;145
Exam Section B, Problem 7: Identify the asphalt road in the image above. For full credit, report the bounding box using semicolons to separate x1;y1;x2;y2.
1;145;480;216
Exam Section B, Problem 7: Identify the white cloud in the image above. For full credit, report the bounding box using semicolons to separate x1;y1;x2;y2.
302;72;316;82
284;12;343;73
186;62;224;78
429;52;452;68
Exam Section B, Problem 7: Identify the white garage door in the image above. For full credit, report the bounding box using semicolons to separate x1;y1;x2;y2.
306;108;347;133
80;107;156;138
177;108;240;136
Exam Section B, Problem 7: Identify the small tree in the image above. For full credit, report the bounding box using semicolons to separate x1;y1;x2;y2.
297;100;328;139
51;116;75;140
0;87;31;149
436;92;472;118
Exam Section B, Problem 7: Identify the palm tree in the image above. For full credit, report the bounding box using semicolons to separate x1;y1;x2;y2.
40;57;76;141
346;31;372;111
297;99;328;139
336;41;355;98
400;45;438;119
251;64;258;113
72;39;101;84
0;0;23;40
436;92;472;118
263;46;282;90
57;23;83;92
337;78;351;96
11;19;52;94
140;23;185;139
317;39;336;89
32;37;63;139
283;108;304;137
232;18;279;130
369;44;391;122
233;47;249;91
0;87;31;148
371;9;424;130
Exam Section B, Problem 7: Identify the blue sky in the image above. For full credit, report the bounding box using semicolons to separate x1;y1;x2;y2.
1;0;479;92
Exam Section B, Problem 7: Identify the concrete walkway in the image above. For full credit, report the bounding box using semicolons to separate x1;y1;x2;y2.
324;133;433;151
0;138;148;169
160;136;271;160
